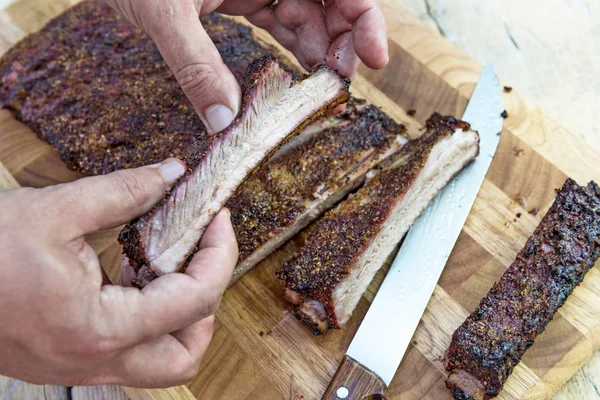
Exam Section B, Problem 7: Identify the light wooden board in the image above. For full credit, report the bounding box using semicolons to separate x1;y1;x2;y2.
1;1;600;399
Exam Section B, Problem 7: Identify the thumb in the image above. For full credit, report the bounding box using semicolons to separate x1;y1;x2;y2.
145;3;241;134
56;159;186;236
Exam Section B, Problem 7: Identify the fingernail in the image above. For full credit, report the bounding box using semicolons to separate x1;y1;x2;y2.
120;257;135;287
159;160;186;186
222;207;231;218
204;104;235;134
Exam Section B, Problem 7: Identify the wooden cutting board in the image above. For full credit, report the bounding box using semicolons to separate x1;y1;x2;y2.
1;1;600;399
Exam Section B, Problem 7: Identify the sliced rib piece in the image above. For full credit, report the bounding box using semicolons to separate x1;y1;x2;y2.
278;114;480;334
445;179;600;400
0;0;291;176
119;55;349;288
227;99;408;283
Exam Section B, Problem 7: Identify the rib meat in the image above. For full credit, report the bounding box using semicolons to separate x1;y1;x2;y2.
119;56;350;287
227;99;408;283
0;0;293;176
278;114;480;334
444;178;600;400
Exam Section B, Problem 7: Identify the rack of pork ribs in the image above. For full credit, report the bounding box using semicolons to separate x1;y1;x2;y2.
444;179;600;400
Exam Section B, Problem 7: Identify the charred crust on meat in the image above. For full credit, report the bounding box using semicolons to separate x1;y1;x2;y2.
444;178;600;399
277;113;478;333
228;98;407;263
118;56;349;287
130;266;158;288
294;300;330;335
117;223;146;272
0;0;354;288
0;1;294;176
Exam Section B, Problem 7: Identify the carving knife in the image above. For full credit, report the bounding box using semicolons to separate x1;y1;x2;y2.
322;64;504;399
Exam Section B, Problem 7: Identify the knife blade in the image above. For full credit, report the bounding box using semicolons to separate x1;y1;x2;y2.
322;64;504;400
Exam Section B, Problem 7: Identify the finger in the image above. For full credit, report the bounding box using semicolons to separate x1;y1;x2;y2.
145;3;241;134
184;208;239;289
120;257;135;287
55;159;186;237
172;315;216;363
273;0;330;69
108;318;214;388
323;3;352;39
326;31;361;78
246;8;299;59
332;0;389;69
216;1;269;16
96;209;237;351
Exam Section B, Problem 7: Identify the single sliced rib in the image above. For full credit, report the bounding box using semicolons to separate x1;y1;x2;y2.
0;0;291;176
227;99;408;283
277;114;480;334
119;55;349;287
444;178;600;400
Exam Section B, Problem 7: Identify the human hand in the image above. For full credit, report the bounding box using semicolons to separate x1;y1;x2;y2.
0;159;238;387
105;0;388;133
224;0;389;79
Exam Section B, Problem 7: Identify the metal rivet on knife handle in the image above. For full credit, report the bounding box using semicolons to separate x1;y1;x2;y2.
322;355;387;400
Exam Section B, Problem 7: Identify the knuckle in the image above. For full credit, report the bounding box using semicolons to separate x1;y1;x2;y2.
202;290;222;316
171;354;201;384
182;365;200;383
73;324;123;359
277;4;301;28
184;278;222;317
45;327;117;361
182;360;202;383
92;335;122;358
174;62;216;100
112;171;148;209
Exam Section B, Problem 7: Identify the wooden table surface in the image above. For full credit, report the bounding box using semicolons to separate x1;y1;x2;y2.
1;0;599;399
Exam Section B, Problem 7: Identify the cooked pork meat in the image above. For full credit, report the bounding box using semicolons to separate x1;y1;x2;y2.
278;114;480;334
119;56;350;287
445;179;600;400
227;99;408;283
0;0;416;289
0;0;293;176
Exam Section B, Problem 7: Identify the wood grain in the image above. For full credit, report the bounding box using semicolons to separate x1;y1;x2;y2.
0;378;68;400
72;385;130;400
322;356;388;400
0;1;599;399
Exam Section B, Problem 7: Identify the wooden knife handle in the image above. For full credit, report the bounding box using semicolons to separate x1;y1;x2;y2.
322;355;388;400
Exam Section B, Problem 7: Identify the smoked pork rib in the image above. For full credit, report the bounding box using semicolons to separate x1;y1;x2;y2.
227;99;408;283
0;0;290;176
119;56;350;287
445;179;600;400
278;114;480;334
